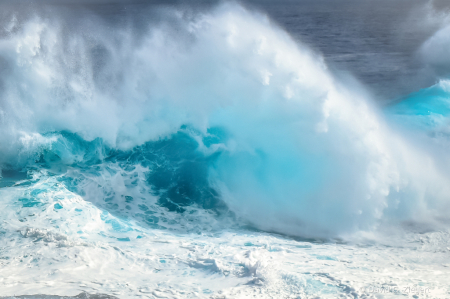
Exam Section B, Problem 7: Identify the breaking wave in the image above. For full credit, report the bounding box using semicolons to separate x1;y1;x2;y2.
1;3;450;239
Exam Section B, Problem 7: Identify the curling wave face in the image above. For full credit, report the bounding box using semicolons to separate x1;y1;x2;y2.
1;3;450;242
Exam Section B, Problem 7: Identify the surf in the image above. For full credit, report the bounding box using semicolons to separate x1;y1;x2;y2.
0;3;449;241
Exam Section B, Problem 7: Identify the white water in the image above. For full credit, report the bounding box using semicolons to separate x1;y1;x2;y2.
1;2;450;298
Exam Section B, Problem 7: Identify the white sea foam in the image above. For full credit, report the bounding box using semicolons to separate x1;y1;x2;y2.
1;3;450;297
0;3;450;239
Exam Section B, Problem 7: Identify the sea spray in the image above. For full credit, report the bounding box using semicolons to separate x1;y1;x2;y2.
0;3;450;240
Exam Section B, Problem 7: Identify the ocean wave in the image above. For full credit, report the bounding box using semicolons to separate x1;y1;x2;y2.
0;3;450;240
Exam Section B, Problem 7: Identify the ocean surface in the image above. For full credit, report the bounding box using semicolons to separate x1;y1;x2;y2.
1;0;450;298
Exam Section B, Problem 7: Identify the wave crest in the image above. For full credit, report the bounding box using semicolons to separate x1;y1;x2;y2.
1;4;450;239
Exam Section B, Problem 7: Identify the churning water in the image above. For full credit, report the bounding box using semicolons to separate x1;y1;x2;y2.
1;0;450;298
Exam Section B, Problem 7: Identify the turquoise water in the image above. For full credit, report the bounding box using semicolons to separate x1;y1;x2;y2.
1;1;450;298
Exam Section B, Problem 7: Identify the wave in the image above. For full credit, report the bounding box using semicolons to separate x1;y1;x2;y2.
1;3;450;239
388;80;450;130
